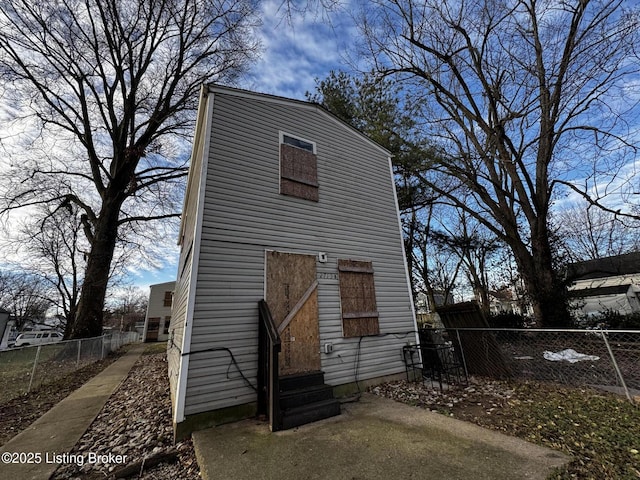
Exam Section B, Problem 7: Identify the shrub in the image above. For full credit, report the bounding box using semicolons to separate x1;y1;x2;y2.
487;312;528;329
576;308;640;330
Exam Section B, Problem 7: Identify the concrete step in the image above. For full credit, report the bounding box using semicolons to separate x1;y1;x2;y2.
281;398;341;430
279;371;325;392
280;383;335;410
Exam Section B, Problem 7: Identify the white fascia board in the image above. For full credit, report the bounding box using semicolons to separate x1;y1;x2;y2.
388;157;419;345
178;85;210;245
174;90;215;423
149;280;177;290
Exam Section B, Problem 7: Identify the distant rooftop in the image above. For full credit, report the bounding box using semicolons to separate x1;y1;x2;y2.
567;251;640;281
568;284;632;298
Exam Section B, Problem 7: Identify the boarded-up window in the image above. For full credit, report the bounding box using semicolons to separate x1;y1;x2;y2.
338;259;380;337
146;317;160;342
163;291;173;307
280;134;318;202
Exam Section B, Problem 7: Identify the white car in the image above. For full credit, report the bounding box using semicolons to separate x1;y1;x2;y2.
14;331;63;347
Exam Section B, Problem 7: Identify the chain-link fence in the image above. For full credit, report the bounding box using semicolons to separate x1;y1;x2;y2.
416;328;639;403
0;332;140;404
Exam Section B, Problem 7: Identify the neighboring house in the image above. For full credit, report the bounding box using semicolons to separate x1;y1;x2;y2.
489;288;516;314
489;287;529;315
567;252;640;316
415;291;454;313
143;281;175;342
168;85;417;438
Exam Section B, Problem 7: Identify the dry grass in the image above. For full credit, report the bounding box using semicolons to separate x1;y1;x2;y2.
0;347;127;445
372;379;640;479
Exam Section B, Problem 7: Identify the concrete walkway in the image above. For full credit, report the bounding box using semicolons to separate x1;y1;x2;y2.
193;393;570;480
0;343;145;480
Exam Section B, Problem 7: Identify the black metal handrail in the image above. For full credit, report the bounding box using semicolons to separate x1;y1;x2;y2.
257;299;282;431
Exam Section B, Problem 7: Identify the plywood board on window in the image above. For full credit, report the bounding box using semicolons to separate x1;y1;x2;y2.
343;317;379;337
280;144;319;202
163;291;173;307
266;251;320;375
146;317;160;341
280;144;318;185
338;259;380;337
281;178;319;201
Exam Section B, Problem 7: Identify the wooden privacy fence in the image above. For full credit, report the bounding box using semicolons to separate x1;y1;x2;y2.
436;302;512;379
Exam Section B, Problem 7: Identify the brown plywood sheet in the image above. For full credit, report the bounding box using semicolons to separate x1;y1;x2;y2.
280;144;319;201
146;317;160;341
280;144;318;185
266;251;320;375
338;260;379;337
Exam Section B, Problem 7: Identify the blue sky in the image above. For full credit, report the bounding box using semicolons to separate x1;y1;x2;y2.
131;2;355;290
129;0;640;292
242;0;359;99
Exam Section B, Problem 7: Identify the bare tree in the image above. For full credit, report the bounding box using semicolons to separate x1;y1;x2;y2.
14;200;169;336
103;285;148;331
0;0;260;337
431;211;502;313
359;0;640;326
16;204;87;334
554;201;640;263
405;204;464;311
0;270;52;330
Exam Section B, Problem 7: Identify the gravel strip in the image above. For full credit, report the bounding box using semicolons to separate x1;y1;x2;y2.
52;351;199;480
370;378;516;415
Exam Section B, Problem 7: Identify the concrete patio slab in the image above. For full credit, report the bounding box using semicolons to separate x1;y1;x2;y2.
192;393;569;480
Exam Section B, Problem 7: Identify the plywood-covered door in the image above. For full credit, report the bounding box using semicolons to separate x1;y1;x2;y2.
146;318;160;342
266;251;320;376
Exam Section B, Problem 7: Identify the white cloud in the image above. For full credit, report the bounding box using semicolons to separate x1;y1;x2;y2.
241;0;359;99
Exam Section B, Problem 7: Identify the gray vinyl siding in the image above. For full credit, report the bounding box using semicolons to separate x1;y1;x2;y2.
168;221;193;400
183;88;416;416
167;108;209;401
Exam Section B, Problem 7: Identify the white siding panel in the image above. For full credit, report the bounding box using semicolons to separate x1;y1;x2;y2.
183;89;416;416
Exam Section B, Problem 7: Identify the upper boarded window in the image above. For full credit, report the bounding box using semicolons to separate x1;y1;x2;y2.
163;291;173;307
338;259;380;337
280;133;318;202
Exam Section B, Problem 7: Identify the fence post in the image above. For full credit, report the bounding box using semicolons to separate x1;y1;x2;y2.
101;335;106;360
76;338;82;367
600;330;633;404
455;329;470;381
28;345;42;393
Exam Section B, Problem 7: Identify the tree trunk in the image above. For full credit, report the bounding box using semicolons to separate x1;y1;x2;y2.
67;195;124;339
510;224;571;328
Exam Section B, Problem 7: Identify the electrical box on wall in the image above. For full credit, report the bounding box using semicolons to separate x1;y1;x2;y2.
318;252;328;263
323;343;333;354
